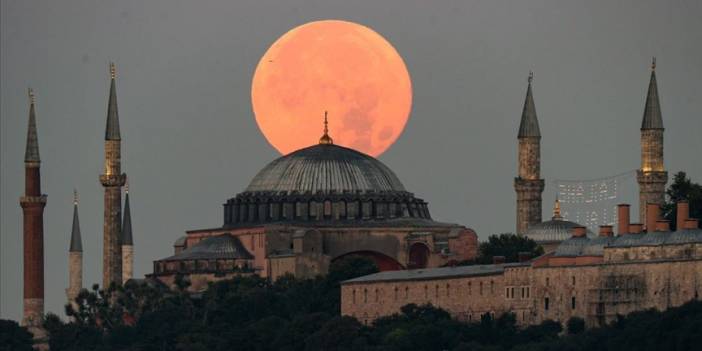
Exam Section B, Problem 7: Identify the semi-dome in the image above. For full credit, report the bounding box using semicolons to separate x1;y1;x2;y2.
245;143;406;194
223;130;432;226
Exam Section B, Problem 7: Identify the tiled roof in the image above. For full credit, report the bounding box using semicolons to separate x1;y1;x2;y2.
342;263;528;284
159;234;253;261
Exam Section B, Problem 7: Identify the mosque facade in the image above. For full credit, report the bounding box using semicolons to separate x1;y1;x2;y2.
149;116;479;290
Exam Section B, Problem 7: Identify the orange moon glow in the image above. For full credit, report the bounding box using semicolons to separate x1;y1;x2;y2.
251;20;412;157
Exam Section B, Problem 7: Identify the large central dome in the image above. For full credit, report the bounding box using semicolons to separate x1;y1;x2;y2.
222;137;432;226
246;144;406;194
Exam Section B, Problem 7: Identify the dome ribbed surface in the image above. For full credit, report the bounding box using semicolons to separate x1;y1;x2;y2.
524;218;593;243
162;234;253;261
245;144;406;194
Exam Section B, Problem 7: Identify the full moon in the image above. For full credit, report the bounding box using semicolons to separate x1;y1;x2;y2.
251;20;412;157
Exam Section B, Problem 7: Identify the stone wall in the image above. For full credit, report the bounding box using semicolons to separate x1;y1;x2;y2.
341;245;702;328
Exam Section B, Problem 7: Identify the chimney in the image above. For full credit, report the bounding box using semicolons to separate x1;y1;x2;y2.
646;203;660;233
685;219;700;230
617;204;630;235
571;226;587;238
599;225;614;237
676;200;689;231
492;256;506;264
518;252;532;262
629;223;644;234
655;220;670;232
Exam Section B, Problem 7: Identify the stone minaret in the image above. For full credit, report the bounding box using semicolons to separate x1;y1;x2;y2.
514;72;545;234
121;180;134;283
20;89;47;332
100;63;126;287
637;58;667;225
67;189;83;307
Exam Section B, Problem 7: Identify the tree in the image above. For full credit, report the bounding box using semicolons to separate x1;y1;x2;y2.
566;317;585;334
0;319;34;351
662;171;702;230
476;233;544;264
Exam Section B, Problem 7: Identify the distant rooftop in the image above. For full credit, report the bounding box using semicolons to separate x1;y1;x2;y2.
342;263;529;285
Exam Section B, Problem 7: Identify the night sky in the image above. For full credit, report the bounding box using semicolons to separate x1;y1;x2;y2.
2;0;701;321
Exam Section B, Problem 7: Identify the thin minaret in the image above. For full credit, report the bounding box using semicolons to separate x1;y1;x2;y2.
67;189;83;308
20;88;47;335
100;63;126;287
121;179;134;283
514;72;545;234
637;58;667;225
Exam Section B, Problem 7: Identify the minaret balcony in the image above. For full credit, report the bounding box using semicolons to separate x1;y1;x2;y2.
19;195;47;207
100;173;126;187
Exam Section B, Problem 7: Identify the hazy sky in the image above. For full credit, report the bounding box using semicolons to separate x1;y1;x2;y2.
2;0;701;321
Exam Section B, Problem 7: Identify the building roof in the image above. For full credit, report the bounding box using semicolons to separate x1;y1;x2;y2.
159;234;253;261
517;73;541;138
245;143;406;194
525;219;593;244
641;59;664;130
25;89;40;163
552;228;702;257
105;63;121;140
342;263;528;285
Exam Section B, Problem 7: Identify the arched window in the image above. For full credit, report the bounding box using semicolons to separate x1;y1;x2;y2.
394;287;398;301
480;282;483;296
447;284;450;297
424;285;428;299
375;288;379;302
364;289;368;303
435;285;439;298
352;290;356;304
405;286;409;299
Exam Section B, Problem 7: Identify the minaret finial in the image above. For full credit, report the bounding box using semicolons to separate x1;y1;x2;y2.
28;88;35;105
73;188;78;205
125;176;129;194
319;111;333;145
651;57;656;70
110;62;116;79
528;71;533;84
552;196;562;220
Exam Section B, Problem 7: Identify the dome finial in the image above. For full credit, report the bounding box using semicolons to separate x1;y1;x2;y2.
319;111;333;145
552;196;563;220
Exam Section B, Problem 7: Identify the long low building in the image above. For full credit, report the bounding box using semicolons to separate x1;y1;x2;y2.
341;202;702;327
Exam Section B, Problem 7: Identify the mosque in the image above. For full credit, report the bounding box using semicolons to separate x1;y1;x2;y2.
17;56;695;337
149;114;479;290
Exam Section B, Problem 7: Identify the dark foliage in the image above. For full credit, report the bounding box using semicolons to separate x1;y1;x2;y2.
476;233;544;264
40;255;702;351
662;171;702;230
0;319;34;351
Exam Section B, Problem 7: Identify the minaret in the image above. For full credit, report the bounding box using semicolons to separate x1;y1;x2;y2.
100;63;126;287
67;189;83;307
637;58;667;225
514;72;545;234
20;88;47;332
121;180;134;283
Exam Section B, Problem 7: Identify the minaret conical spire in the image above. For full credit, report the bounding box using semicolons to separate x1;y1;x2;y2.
518;72;541;138
641;57;664;130
105;62;121;140
70;189;82;252
25;88;40;163
122;182;133;246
